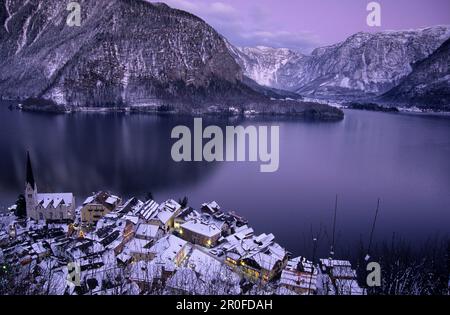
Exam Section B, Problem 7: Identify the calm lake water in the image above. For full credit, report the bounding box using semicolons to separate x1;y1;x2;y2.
1;102;449;256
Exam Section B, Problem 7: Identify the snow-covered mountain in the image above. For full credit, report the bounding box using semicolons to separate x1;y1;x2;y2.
0;0;342;118
233;26;450;103
0;0;245;107
228;45;302;88
382;38;450;110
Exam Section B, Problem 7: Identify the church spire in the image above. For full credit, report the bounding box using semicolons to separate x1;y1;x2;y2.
26;151;35;188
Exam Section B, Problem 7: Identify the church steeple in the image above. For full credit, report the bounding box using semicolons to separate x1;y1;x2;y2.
26;151;36;188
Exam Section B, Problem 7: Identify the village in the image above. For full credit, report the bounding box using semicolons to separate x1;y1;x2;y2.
0;153;365;295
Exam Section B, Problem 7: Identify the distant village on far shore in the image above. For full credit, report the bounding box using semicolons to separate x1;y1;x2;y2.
0;152;365;295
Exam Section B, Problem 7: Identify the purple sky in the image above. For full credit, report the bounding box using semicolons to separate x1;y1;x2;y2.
158;0;450;53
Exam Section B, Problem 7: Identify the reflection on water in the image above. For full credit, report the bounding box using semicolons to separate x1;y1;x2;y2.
0;106;222;200
1;102;450;255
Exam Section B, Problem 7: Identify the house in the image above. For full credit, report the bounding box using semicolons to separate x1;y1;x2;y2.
115;197;143;216
154;200;183;231
66;239;105;263
201;201;221;214
166;267;203;295
135;223;162;241
116;252;133;266
241;243;288;282
186;249;241;295
31;241;50;260
129;260;164;292
220;231;288;283
135;199;159;221
126;238;154;262
174;207;201;229
137;199;182;232
81;192;121;227
129;259;177;293
319;258;365;295
179;219;222;248
148;235;188;266
25;152;75;222
279;257;318;295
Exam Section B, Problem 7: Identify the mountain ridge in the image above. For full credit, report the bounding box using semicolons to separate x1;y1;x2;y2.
0;0;342;119
233;25;450;109
381;38;450;110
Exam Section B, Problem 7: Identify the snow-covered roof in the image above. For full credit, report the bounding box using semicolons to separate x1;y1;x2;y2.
136;224;159;239
184;249;240;294
157;209;173;225
149;235;187;262
335;278;365;295
83;196;94;205
181;220;221;238
201;201;221;213
188;249;221;274
286;256;316;274
31;241;47;255
129;261;163;283
320;258;352;268
176;208;201;221
126;238;152;255
166;267;202;294
116;253;132;263
105;196;120;205
37;193;73;209
162;199;181;213
138;200;159;220
331;266;357;279
122;215;139;225
82;192;120;210
275;286;298;295
280;269;317;291
252;251;279;271
232;226;254;240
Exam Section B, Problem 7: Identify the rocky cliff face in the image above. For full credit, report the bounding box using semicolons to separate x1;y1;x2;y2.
381;38;450;110
234;26;450;103
227;44;302;88
0;0;251;107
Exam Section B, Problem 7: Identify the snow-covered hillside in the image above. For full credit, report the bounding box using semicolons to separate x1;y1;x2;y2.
232;26;450;105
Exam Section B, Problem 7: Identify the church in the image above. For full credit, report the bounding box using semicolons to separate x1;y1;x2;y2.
25;152;75;222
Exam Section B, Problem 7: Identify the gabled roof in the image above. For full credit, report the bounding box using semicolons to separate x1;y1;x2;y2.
136;224;160;239
149;235;187;262
82;191;120;211
181;220;221;238
138;199;160;220
37;193;74;209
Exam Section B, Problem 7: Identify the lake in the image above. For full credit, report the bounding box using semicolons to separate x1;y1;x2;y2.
1;102;449;256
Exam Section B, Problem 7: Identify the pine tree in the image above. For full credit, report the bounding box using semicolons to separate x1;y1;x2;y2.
14;194;26;218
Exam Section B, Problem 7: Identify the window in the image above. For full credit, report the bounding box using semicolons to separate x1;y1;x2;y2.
39;213;44;220
60;212;64;219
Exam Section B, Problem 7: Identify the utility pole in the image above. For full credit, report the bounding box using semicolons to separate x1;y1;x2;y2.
366;198;381;261
330;194;338;258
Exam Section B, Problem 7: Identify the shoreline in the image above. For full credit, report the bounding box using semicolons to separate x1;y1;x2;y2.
3;101;345;122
